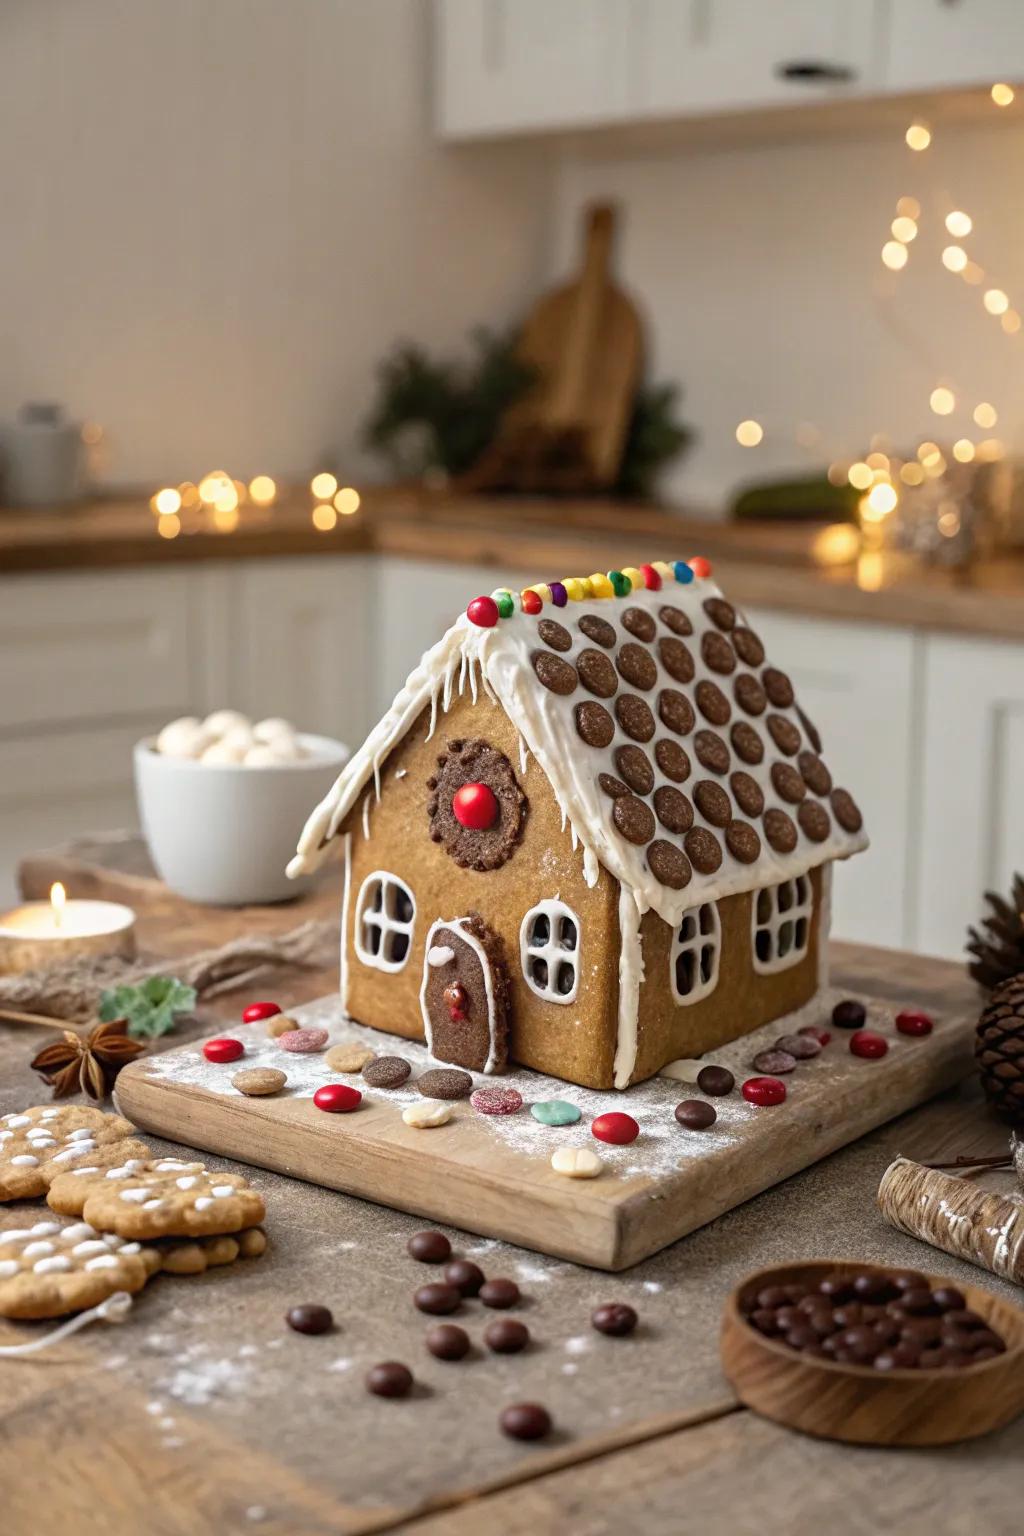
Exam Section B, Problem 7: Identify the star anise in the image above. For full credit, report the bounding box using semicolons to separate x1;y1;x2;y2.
30;1018;146;1100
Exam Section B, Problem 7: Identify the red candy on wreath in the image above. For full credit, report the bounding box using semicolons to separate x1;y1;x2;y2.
591;1111;640;1145
452;781;499;830
203;1037;244;1064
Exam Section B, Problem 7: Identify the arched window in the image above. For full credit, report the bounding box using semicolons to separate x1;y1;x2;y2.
520;900;580;1004
752;875;812;973
671;903;720;1004
355;872;416;972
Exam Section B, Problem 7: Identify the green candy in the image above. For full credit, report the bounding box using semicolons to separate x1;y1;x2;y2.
608;570;631;597
530;1099;582;1127
494;589;515;618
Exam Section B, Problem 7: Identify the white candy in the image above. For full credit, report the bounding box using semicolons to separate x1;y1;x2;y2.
550;1146;603;1179
659;1058;706;1084
401;1100;454;1129
203;709;250;737
156;717;212;759
253;716;295;744
243;744;285;767
200;738;248;766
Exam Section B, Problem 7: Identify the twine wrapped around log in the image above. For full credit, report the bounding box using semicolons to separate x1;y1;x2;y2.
877;1156;1024;1287
0;919;337;1024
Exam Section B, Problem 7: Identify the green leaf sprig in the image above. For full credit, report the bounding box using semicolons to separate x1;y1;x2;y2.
98;976;197;1040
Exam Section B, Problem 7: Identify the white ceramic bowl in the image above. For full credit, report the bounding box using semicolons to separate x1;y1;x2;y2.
134;733;348;905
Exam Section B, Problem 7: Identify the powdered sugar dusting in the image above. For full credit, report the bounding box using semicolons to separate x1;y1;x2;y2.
162;1356;250;1407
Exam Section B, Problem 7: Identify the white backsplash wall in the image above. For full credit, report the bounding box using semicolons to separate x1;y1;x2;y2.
0;0;553;487
553;120;1024;510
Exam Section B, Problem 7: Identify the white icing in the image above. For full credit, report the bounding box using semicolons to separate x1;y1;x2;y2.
4;1115;31;1127
34;1255;73;1274
613;888;645;1089
519;899;581;1006
10;1154;39;1167
0;1260;18;1277
85;1255;120;1270
142;1198;165;1210
73;1240;112;1257
419;916;501;1076
353;871;416;975
62;1223;97;1242
194;1196;214;1210
751;873;814;975
426;945;456;967
122;1243;141;1255
669;901;721;1005
71;1166;101;1176
119;1188;152;1203
176;1176;198;1189
23;1241;55;1257
339;833;353;1014
211;1185;234;1197
395;767;407;780
105;1161;147;1178
361;795;371;841
68;1128;95;1140
41;1109;60;1119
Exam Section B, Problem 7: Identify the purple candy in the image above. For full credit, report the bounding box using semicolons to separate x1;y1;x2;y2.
549;581;568;607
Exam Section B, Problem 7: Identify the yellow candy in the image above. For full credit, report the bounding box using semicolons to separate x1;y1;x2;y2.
526;584;550;604
563;577;587;601
622;566;643;589
653;561;674;579
589;572;614;598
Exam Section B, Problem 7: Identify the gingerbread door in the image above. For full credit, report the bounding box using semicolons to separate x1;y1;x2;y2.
420;915;508;1075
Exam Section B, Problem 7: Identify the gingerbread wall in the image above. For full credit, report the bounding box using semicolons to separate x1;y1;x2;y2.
629;865;823;1083
340;691;623;1089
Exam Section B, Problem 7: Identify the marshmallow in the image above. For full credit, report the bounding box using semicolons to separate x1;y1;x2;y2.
156;717;212;759
203;709;251;737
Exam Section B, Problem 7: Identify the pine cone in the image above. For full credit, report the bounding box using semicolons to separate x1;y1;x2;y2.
966;873;1024;991
976;973;1024;1127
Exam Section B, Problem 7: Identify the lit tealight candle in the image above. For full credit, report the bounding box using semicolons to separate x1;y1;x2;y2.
0;883;136;975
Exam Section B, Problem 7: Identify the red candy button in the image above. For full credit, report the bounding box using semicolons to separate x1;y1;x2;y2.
799;1025;832;1047
452;781;499;830
850;1029;889;1059
742;1076;787;1107
314;1083;362;1113
203;1037;244;1064
522;589;543;615
896;1009;934;1037
466;596;499;629
591;1112;640;1145
470;1086;523;1116
688;556;712;579
241;1000;281;1024
639;563;662;591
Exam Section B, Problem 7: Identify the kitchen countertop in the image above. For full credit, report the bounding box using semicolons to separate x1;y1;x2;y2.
4;487;1024;642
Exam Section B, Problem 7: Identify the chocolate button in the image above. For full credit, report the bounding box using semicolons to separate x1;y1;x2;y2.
763;807;798;853
734;673;767;716
617;642;657;691
363;1055;412;1088
675;1099;716;1130
733;626;765;666
771;762;806;803
797;706;823;752
407;1230;451;1263
647;840;692;889
366;1361;413;1398
753;1048;797;1075
615;744;655;794
443;1260;485;1296
798;800;831;843
414;1283;462;1315
537;618;572;653
731;722;764;764
762;667;795;707
616;694;656;742
500;1403;551;1441
576;647;617;698
798;750;832;795
658;604;693;636
417;1068;473;1100
730;770;764;817
613;795;655;846
622;606;656;641
703;597;736;630
684;826;722;874
579;614;617;648
532;651;577;696
480;1278;520;1309
286;1304;333;1335
658;689;695;736
695;679;731;725
575;700;615;748
693;779;731;827
694;729;730;775
653;785;693;833
726;819;761;863
701;631;736;675
484;1318;530;1354
831;787;863;833
654;738;691;782
591;1302;639;1335
658;636;695;684
697;1065;734;1095
598;772;631;798
767;714;801;755
425;1323;471;1361
832;999;866;1030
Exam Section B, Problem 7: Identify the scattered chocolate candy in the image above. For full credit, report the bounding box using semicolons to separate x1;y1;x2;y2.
742;1076;787;1106
799;1025;831;1046
479;1278;520;1309
675;1099;716;1130
414;1283;462;1316
286;1303;333;1335
832;999;866;1030
363;1055;412;1088
499;1402;552;1441
242;1000;281;1023
775;1032;822;1060
484;1318;530;1354
470;1086;523;1116
896;1009;934;1037
591;1111;640;1145
850;1029;888;1059
591;1302;638;1336
752;1048;797;1076
425;1323;471;1361
407;1230;451;1264
367;1361;413;1398
444;1260;485;1297
417;1067;473;1099
203;1037;244;1064
696;1065;734;1096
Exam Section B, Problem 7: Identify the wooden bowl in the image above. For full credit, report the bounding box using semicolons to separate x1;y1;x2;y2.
720;1260;1024;1447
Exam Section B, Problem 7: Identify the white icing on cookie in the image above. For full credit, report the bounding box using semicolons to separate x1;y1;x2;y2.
61;1223;97;1243
72;1240;111;1258
10;1155;39;1167
23;1241;55;1257
119;1188;152;1203
176;1176;198;1189
194;1196;214;1210
85;1255;119;1270
211;1185;234;1198
34;1255;73;1274
0;1260;19;1277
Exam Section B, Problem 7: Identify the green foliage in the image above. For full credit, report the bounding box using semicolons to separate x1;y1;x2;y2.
99;976;197;1040
613;381;694;501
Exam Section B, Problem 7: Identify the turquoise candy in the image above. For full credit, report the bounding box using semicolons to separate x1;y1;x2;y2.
530;1099;582;1127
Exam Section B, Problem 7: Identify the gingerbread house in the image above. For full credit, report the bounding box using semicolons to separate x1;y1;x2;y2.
289;559;867;1091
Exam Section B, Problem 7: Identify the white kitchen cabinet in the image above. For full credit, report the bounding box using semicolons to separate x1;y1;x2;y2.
885;0;1024;93
746;607;921;951
635;0;881;121
915;633;1024;961
434;0;630;139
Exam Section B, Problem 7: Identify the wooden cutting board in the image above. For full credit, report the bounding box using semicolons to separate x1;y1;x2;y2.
114;985;975;1272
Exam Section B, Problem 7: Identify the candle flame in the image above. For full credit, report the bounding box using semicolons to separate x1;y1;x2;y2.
50;882;66;929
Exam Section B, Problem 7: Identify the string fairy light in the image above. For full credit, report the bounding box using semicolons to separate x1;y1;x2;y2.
735;419;763;447
941;245;968;272
983;288;1009;315
991;83;1015;107
905;123;931;151
891;215;918;243
881;240;909;271
929;387;955;416
945;211;972;238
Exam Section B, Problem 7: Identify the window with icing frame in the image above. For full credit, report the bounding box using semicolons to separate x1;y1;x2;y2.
670;902;721;1004
520;900;580;1004
752;875;813;973
354;871;416;973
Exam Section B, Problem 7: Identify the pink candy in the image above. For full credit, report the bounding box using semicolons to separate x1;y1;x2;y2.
279;1028;329;1054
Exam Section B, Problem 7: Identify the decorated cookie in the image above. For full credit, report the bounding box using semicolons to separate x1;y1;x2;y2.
0;1106;146;1202
0;1217;161;1319
47;1157;205;1217
157;1227;267;1275
54;1160;265;1240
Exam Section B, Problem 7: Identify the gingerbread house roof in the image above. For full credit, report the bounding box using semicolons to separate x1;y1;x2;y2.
290;559;868;929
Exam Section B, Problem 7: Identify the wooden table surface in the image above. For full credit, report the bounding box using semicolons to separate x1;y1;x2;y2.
2;854;1022;1536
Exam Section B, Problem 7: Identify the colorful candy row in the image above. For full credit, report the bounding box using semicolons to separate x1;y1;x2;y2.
466;556;714;628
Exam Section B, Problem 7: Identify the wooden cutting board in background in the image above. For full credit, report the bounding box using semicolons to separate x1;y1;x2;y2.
472;202;643;492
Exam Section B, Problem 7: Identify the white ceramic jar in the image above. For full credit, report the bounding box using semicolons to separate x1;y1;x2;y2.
134;733;348;905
